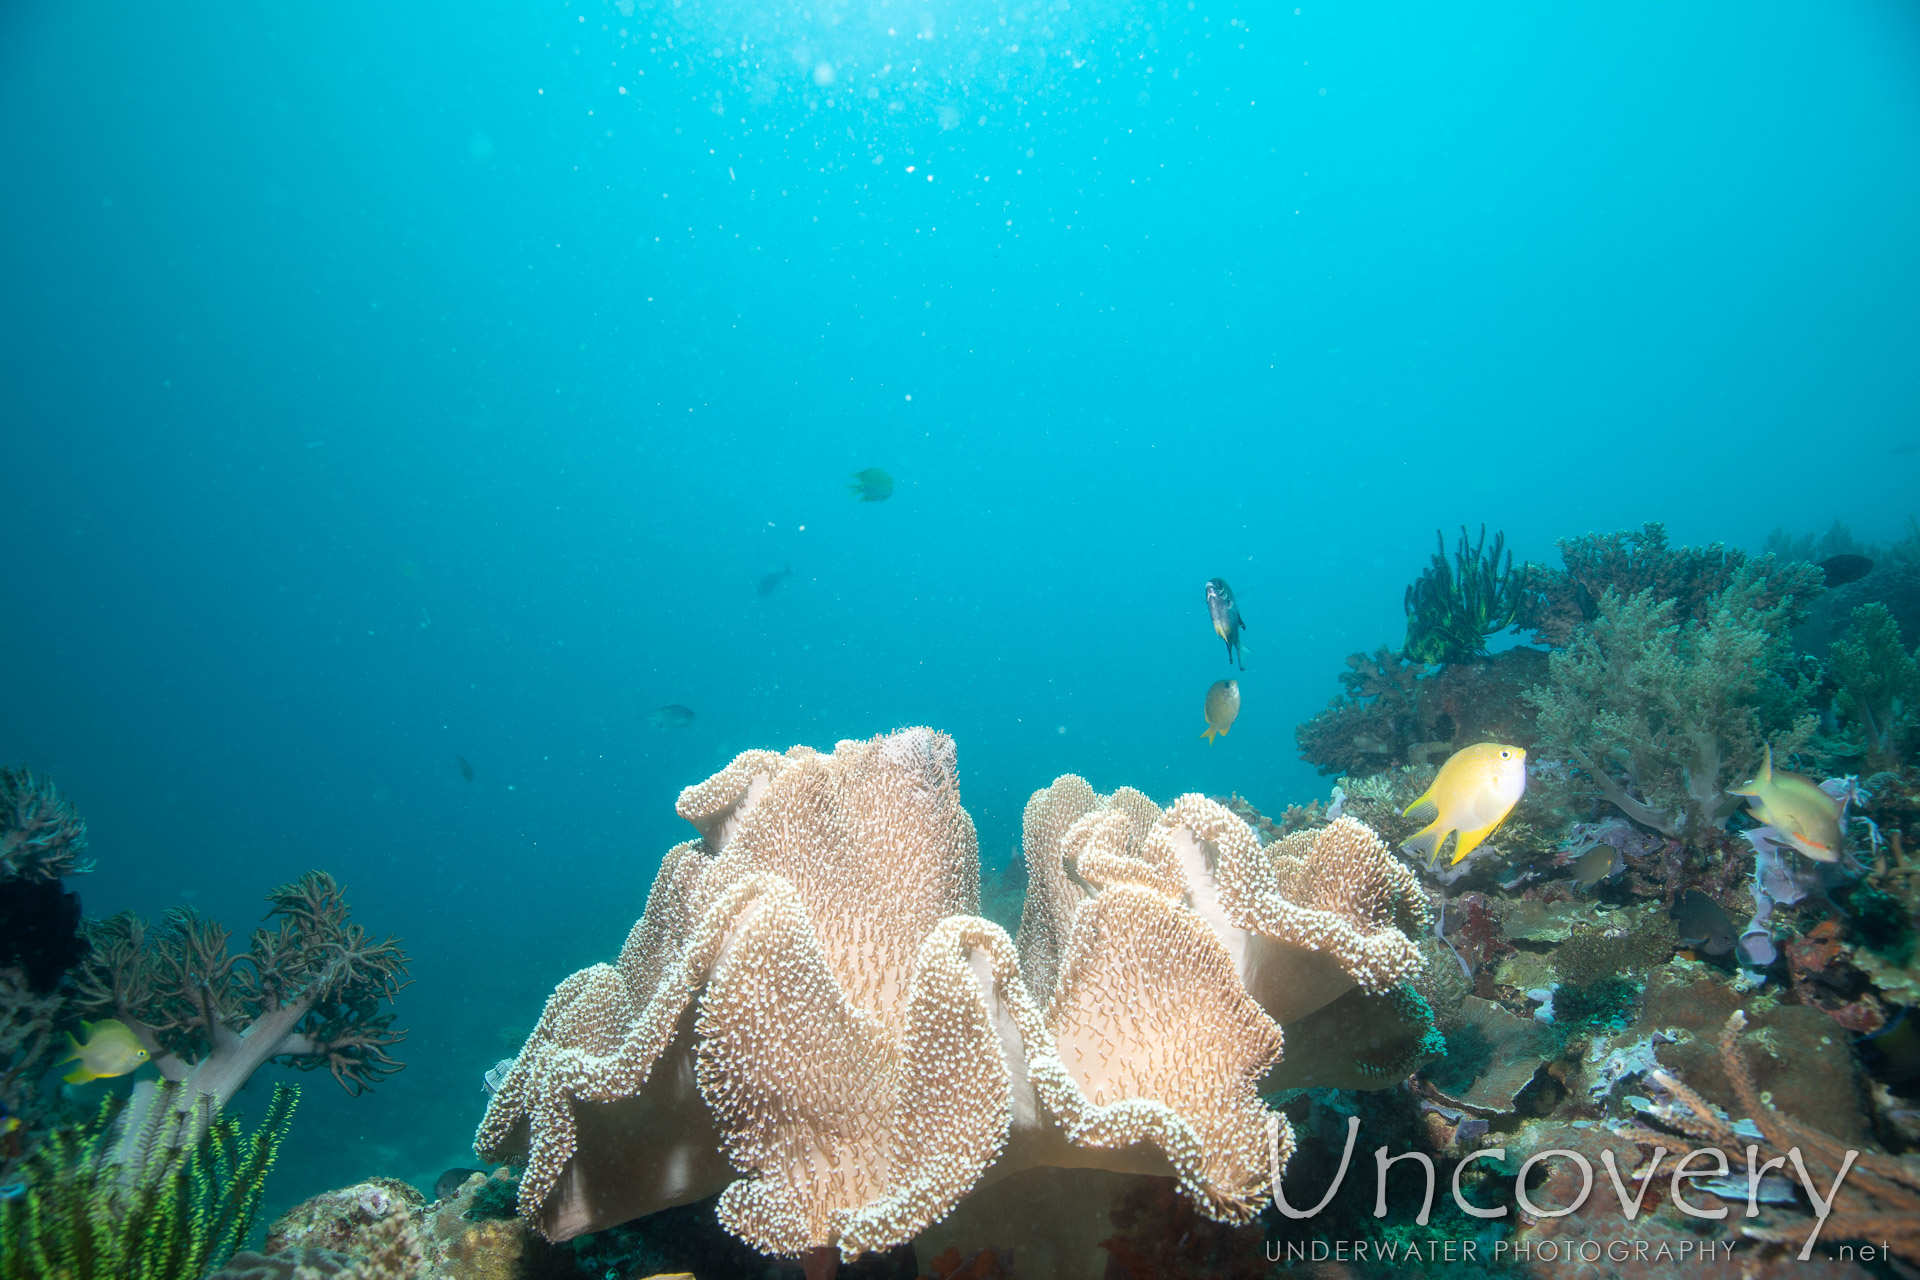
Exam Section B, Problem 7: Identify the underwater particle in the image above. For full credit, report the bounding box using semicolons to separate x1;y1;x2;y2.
1399;743;1527;866
649;705;696;730
457;756;474;783
1670;889;1737;956
60;1018;150;1083
1201;678;1240;743
1728;744;1843;862
849;468;894;502
756;565;793;597
1817;553;1874;587
1204;577;1247;670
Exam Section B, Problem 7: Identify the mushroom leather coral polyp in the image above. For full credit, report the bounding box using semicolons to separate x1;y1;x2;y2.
477;728;1429;1260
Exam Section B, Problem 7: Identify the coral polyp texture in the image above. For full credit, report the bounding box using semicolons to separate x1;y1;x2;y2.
475;731;1433;1263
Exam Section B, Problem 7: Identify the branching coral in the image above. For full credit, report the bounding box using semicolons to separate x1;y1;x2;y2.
1525;574;1817;841
1519;521;1822;648
1622;1011;1920;1263
1;967;66;1186
478;736;1436;1268
1293;649;1427;777
1401;526;1527;665
0;768;93;883
72;872;408;1150
1828;603;1920;771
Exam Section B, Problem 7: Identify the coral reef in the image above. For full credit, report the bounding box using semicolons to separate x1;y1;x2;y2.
1;1080;295;1280
1623;1011;1920;1263
1526;575;1816;841
1518;521;1822;648
1;767;93;1186
1402;526;1529;665
1828;602;1920;771
476;731;1434;1271
1296;647;1547;777
0;768;93;883
72;871;408;1153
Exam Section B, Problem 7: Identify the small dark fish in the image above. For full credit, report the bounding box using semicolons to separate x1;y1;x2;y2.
650;704;696;730
1204;578;1247;670
435;1167;488;1201
1671;889;1737;956
1816;553;1873;588
1861;1012;1920;1087
457;756;474;783
1570;844;1621;888
849;468;894;502
757;565;793;597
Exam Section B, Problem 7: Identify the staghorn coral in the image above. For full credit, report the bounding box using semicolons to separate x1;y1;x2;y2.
71;871;408;1154
478;737;1435;1268
1526;575;1818;841
1622;1011;1920;1263
1401;525;1528;665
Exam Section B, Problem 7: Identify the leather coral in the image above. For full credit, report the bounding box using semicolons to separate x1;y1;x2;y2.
476;739;1432;1262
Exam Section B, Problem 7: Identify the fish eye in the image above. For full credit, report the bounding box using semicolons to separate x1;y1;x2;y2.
1499;750;1511;759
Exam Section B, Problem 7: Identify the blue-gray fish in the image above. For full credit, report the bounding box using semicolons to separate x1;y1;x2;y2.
1671;889;1737;956
649;705;695;730
1205;578;1246;670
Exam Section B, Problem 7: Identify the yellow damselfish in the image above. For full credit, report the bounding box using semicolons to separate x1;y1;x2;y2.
1729;744;1843;862
1201;678;1240;743
61;1019;150;1085
1402;742;1528;865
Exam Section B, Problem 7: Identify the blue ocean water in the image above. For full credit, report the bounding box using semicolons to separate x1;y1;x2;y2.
2;0;1916;1219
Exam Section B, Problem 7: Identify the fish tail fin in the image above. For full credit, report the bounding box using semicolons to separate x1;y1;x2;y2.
1401;823;1445;866
1236;637;1249;669
1730;743;1774;797
1201;726;1218;743
1450;819;1507;864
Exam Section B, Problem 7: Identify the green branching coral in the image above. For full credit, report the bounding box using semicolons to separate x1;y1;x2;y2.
1403;526;1527;664
1828;603;1920;771
1524;573;1817;841
0;1080;296;1280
